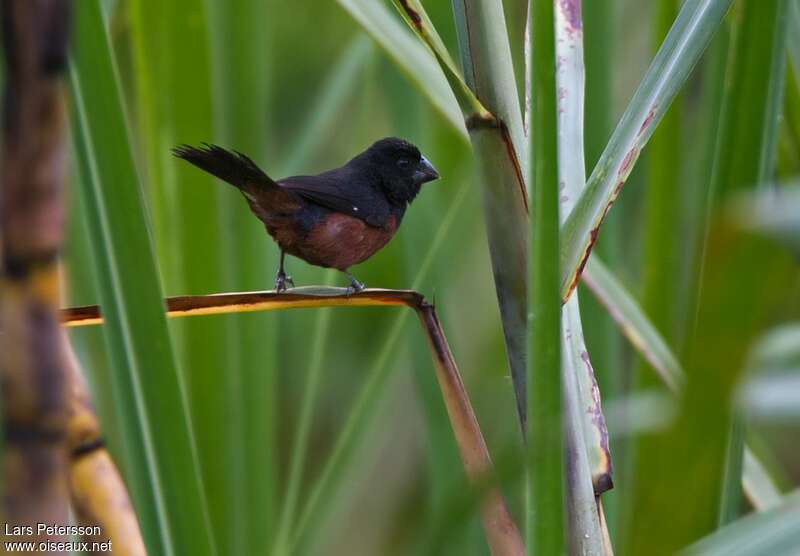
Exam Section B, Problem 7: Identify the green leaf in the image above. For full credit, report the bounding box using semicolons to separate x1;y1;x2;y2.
69;1;216;554
527;0;564;554
681;491;800;556
560;0;734;300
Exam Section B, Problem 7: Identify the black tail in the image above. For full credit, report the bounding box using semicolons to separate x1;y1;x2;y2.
172;143;275;192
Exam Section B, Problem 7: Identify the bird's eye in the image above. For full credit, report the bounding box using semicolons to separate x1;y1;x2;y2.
397;158;410;168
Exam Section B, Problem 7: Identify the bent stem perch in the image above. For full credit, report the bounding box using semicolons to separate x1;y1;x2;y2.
63;288;525;556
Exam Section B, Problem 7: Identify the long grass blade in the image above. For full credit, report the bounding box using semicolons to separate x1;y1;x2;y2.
69;1;216;553
527;0;563;553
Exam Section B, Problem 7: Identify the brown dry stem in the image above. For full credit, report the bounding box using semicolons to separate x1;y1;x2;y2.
62;287;525;556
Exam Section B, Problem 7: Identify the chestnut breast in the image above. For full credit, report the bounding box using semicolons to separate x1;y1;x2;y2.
291;212;398;270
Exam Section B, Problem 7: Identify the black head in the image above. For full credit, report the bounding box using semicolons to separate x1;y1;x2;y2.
353;137;440;205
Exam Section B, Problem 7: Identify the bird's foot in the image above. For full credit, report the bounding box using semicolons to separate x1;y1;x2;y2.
345;276;365;296
275;271;295;293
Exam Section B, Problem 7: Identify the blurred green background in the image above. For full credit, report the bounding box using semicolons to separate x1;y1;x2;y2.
62;0;800;554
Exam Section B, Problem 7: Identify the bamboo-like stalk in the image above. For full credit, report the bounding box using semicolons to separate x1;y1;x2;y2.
392;0;529;427
63;337;146;556
1;1;72;549
553;2;612;553
451;0;530;429
62;288;525;556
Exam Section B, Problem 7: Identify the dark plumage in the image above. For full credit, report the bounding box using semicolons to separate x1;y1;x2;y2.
172;137;440;292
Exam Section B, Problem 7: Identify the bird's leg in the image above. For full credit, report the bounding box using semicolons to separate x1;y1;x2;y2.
275;251;295;292
344;271;365;295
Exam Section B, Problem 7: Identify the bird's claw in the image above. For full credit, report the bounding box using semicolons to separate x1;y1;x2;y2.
275;271;294;293
345;278;365;296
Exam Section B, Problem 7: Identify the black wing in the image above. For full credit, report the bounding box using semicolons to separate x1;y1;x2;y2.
279;168;389;228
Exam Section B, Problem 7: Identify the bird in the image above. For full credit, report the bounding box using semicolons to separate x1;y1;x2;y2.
172;137;440;293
